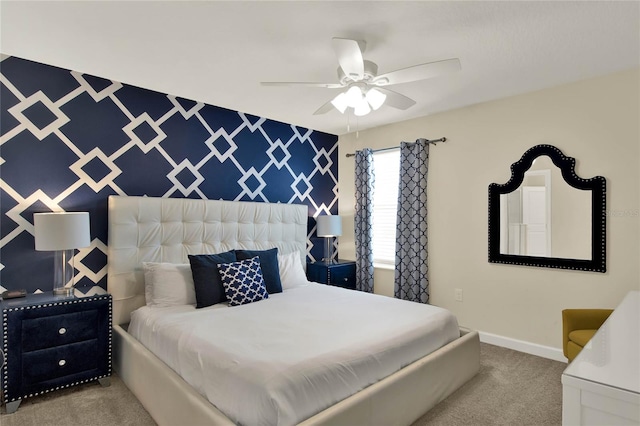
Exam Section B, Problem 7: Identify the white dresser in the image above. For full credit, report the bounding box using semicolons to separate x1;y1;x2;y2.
562;291;640;425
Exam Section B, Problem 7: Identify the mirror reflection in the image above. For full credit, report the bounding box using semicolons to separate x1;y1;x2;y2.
499;156;591;259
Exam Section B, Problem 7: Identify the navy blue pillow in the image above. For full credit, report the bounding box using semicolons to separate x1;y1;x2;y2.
235;248;283;294
188;250;237;308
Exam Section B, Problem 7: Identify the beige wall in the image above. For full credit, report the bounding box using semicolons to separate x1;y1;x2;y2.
338;68;640;350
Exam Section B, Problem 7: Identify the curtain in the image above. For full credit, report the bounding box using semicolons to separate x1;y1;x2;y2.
354;148;375;293
394;140;430;303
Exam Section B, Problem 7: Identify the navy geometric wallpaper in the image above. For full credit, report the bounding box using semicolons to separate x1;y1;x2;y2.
0;56;338;295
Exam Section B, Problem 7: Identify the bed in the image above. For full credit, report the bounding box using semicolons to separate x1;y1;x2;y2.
107;195;480;425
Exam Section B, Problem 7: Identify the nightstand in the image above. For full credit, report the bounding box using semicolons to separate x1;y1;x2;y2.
307;260;356;290
1;292;112;413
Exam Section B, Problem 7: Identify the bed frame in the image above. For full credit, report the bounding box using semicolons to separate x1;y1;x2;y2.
107;195;480;425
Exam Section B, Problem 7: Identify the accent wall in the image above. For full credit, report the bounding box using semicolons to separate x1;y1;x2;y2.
0;56;338;295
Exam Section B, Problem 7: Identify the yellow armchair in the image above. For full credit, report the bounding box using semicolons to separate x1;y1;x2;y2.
562;309;613;362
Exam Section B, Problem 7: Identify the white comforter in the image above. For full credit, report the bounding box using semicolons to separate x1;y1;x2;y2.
129;283;459;426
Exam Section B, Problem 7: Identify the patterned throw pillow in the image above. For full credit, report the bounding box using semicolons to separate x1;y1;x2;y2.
217;256;269;306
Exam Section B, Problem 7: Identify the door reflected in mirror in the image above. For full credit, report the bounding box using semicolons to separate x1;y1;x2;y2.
499;156;592;259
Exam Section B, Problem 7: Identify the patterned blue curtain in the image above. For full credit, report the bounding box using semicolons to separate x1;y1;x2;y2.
394;140;430;303
354;149;375;293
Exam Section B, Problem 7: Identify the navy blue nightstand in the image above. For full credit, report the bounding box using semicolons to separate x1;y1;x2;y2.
1;292;112;413
307;260;357;290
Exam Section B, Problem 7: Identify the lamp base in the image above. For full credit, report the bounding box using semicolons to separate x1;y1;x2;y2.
53;287;74;296
53;249;75;297
323;237;335;264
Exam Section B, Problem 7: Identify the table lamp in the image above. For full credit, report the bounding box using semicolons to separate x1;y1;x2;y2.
316;215;342;264
34;212;90;296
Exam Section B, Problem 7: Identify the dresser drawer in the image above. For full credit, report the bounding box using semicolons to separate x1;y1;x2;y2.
22;339;99;386
22;310;99;352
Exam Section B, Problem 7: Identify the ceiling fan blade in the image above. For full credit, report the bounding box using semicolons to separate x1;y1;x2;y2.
375;88;416;110
372;58;461;86
332;38;365;81
261;82;343;89
313;100;335;115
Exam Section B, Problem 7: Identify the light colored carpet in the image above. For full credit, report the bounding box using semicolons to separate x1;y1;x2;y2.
1;343;565;426
412;343;565;426
0;374;155;426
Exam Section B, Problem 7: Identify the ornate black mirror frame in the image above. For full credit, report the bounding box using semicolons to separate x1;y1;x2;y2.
488;144;606;272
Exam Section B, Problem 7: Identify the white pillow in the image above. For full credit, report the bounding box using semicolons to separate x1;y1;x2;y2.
277;251;308;290
142;262;196;307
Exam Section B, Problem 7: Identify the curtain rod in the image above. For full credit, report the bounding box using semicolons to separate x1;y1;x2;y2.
344;137;446;158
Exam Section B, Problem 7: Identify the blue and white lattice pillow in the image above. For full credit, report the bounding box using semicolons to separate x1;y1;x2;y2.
217;256;269;306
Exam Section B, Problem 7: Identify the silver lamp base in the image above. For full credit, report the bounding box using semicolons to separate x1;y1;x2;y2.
53;249;75;297
322;237;336;264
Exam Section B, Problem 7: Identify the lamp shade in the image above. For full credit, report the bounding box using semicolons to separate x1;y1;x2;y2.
317;215;342;237
34;212;91;251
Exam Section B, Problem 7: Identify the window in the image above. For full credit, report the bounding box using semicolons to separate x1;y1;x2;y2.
372;149;400;265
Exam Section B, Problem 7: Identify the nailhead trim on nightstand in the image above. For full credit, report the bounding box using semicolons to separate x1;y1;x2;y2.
2;294;112;403
2;309;7;397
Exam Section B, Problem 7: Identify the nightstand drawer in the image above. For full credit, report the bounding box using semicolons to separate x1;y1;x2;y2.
329;266;356;289
22;310;99;352
22;339;99;386
307;260;357;290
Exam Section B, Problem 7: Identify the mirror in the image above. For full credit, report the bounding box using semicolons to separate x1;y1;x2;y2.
489;145;606;272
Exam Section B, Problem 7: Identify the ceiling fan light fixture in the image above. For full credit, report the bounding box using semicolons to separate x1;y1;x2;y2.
354;99;371;117
330;92;348;114
365;88;386;110
345;86;364;108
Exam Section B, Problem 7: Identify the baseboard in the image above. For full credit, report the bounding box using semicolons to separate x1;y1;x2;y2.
479;331;567;363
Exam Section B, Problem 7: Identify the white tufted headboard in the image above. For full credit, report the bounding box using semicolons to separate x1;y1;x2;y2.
107;196;308;325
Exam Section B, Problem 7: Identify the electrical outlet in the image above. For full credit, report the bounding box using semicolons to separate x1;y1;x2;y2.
454;288;463;302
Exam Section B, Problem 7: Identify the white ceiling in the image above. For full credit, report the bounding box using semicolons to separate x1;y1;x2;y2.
1;1;638;136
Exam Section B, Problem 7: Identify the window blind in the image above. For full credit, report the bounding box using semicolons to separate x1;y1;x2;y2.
372;150;400;265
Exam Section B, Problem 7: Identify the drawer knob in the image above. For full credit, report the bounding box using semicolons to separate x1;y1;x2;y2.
58;327;67;335
58;359;66;367
344;278;348;282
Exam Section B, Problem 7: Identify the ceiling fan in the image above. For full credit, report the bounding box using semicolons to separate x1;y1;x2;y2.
261;38;461;117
